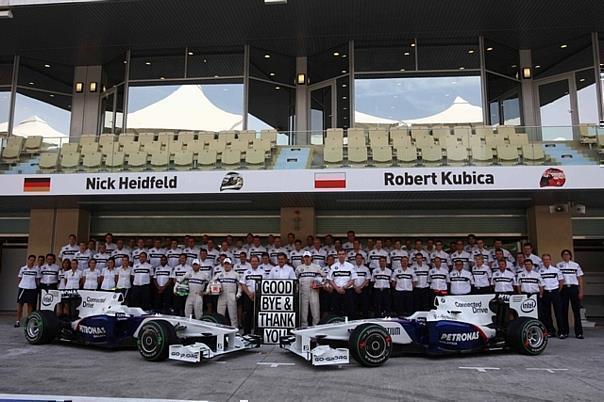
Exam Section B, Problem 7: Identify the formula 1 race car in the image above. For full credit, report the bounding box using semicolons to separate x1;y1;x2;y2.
280;294;546;367
24;289;261;363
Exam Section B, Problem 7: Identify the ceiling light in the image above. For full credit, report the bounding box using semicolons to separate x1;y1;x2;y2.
264;0;287;4
214;75;219;78
145;61;151;66
579;78;586;82
560;44;567;49
264;54;271;59
89;82;98;92
404;52;410;56
400;68;405;71
0;9;14;18
468;50;475;54
459;67;465;70
28;82;34;85
343;107;348;110
75;82;84;93
275;86;280;90
342;83;347;87
188;51;194;56
123;60;127;64
342;54;347;58
410;43;415;47
535;65;541;69
341;70;347;74
342;96;347;99
49;94;55;98
333;52;340;57
269;72;276;76
160;76;165;80
486;47;494;51
44;64;51;68
511;64;517;68
203;59;207;63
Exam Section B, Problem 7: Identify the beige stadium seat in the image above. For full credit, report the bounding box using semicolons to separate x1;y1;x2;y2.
323;146;344;167
578;124;597;146
395;145;418;166
100;142;118;157
325;128;344;143
60;151;81;172
469;135;484;148
347;145;368;167
260;129;278;144
79;134;97;145
122;141;141;155
184;140;204;154
178;131;196;144
325;135;343;147
105;151;125;170
38;152;59;172
229;139;250;152
218;130;237;143
598;135;604;154
142;141;162;154
444;135;462;148
471;145;494;166
522;144;546;164
60;142;80;156
391;134;412;148
414;134;435;150
197;149;218;169
508;133;529;147
432;127;451;143
496;144;520;165
371;145;393;167
99;134;116;146
157;132;176;145
244;148;266;169
446;145;469;166
251;138;271;153
166;138;183;154
207;140;226;153
485;134;506;148
198;131;215;144
150;150;171;170
239;130;257;143
118;133;137;145
173;150;194;171
420;145;443;166
126;151;148;171
81;142;99;154
497;126;516;138
82;151;103;172
347;128;366;146
221;148;241;168
474;126;493;139
389;127;409;141
23;136;43;153
137;132;156;145
368;129;389;146
410;126;430;140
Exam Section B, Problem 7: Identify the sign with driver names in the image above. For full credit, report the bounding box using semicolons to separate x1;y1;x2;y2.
255;279;298;344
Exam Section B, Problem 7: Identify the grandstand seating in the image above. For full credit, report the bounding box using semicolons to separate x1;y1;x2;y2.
0;126;601;173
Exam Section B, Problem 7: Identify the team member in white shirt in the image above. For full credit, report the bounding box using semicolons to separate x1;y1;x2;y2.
131;238;148;262
248;235;267;261
180;259;209;319
15;255;39;327
410;239;430;262
352;253;371;319
130;252;154;310
219;240;234;263
556;249;584;339
411;253;431;312
296;252;323;327
153;255;173;313
490;239;514;263
111;240;131;268
183;237;201;266
309;239;327;268
284;232;296;254
268;253;296;280
148;239;167;269
58;234;79;262
428;256;449;295
389;240;408;270
342;230;356;253
289;240;305;268
82;259;101;290
172;254;192;316
61;259;83;316
539;254;564;337
516;260;544;297
471;239;491;266
58;259;70;291
268;236;288;266
212;258;240;327
240;255;266;334
103;233;117;254
449;259;474;295
464;234;477;253
372;257;392;317
73;242;92;271
346;239;368;264
491;259;516;294
391;257;416;316
491;249;514;272
430;241;450;268
116;256;133;302
234;251;252;276
450;240;472;271
259;253;274;276
39;253;60;291
93;243;111;271
472;255;492;294
367;240;389;271
100;258;118;291
328;250;358;318
522;243;543;269
166;239;182;268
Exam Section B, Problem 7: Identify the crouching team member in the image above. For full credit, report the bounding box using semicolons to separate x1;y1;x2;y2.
15;255;39;328
213;258;240;327
428;257;449;295
296;251;323;327
328;250;357;318
372;256;392;317
172;253;192;316
391;258;416;316
130;252;154;310
153;256;173;313
449;259;474;295
240;256;266;334
352;253;371;319
491;259;516;294
181;259;208;319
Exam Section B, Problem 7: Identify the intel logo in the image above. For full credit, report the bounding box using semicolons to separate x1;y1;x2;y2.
521;299;536;313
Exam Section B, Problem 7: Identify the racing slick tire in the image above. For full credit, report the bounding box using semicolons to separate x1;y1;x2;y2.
506;317;548;355
24;310;59;345
348;323;393;367
200;313;230;326
318;314;346;325
137;320;178;362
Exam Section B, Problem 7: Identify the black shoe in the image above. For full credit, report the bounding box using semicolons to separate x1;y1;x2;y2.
576;334;584;339
559;334;567;339
14;321;20;328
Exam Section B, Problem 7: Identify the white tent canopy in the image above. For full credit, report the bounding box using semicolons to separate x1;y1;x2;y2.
127;85;244;131
1;116;67;143
400;96;483;125
354;111;399;127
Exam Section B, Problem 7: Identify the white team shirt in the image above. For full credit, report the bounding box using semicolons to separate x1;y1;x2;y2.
234;261;252;276
491;269;516;293
259;263;274;276
268;264;296;280
289;249;304;268
206;248;221;265
116;266;132;289
472;248;492;265
240;267;267;293
490;248;514;263
450;251;472;270
197;258;215;278
104;242;117;254
111;248;131;268
183;246;201;266
248;245;267;261
147;247;167;268
131;247;148;262
131;262;154;286
353;264;371;288
449;269;474;295
524;253;543;269
268;247;288;265
18;266;40;289
100;268;118;290
342;241;355;252
429;250;450;267
39;263;60;285
93;252;111;271
372;267;392;289
428;267;449;291
392;267;416;291
328;261;358;288
516;270;544;294
472;264;492;288
540;266;563;290
63;269;82;289
409;249;430;262
347;249;367;264
411;262;430;288
74;250;92;271
556;260;583;286
172;264;192;283
389;249;409;270
166;247;183;267
82;269;100;290
59;244;79;260
310;247;328;267
154;264;173;287
367;248;389;270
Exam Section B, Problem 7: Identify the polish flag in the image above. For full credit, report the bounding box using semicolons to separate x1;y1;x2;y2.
314;172;346;189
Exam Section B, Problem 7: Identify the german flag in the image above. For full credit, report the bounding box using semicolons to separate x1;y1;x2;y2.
23;177;51;192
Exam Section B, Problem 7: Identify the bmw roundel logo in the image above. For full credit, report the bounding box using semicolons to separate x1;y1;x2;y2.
42;293;53;306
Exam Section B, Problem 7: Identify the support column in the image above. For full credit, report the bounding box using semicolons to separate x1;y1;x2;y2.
295;57;308;144
519;49;538;131
527;204;573;257
280;207;315;241
70;65;102;139
27;208;90;256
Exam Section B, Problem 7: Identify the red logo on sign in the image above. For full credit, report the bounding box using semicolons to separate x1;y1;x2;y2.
540;168;566;188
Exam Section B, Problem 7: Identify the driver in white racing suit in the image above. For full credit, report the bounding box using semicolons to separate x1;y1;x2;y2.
181;259;209;319
296;251;323;327
212;258;240;327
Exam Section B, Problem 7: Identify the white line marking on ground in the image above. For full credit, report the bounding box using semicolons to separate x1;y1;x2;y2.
0;394;203;402
458;367;500;373
257;362;296;368
526;368;569;373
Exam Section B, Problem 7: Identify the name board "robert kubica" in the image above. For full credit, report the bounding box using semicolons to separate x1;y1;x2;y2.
255;280;299;344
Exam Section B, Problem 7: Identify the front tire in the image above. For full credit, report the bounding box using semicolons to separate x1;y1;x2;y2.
348;323;392;367
137;320;178;361
506;317;548;355
24;310;59;345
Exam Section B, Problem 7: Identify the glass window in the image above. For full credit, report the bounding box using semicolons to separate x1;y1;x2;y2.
575;69;599;124
354;75;482;124
187;49;244;78
484;40;519;79
127;82;244;132
355;43;416;73
0;90;10;132
486;73;522;125
417;39;480;71
538;79;573;140
102;54;127;88
0;55;13;86
309;44;349;84
336;76;350;129
248;78;294;133
129;49;186;80
249;47;295;85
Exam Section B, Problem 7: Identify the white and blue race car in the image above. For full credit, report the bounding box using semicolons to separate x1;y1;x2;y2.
280;294;546;367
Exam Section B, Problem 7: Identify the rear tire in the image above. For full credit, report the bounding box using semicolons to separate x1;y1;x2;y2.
200;313;230;326
24;310;59;345
348;323;392;367
319;314;345;325
137;320;178;361
506;317;548;355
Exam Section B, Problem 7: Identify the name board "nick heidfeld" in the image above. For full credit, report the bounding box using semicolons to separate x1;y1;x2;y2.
86;176;178;190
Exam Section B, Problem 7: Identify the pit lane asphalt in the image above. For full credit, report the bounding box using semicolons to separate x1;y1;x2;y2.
0;317;602;402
